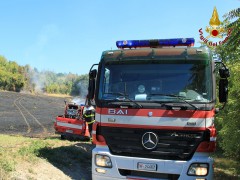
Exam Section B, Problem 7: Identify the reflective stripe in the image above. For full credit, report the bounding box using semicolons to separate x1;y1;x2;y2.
87;120;96;124
84;114;95;117
96;113;211;128
56;121;82;129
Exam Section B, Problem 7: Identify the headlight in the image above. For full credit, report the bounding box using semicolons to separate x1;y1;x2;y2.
95;154;112;168
188;163;208;176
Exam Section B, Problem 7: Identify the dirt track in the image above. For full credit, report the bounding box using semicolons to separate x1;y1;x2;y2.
0;91;67;137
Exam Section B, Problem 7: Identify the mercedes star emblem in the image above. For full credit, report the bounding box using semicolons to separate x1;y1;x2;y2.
142;132;158;150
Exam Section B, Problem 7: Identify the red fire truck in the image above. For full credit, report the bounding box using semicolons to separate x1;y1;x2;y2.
88;38;229;180
54;102;90;140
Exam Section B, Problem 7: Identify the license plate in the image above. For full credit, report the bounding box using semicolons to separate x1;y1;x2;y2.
66;129;73;133
137;162;157;171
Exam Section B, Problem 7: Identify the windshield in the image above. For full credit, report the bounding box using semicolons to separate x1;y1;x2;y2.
98;61;213;103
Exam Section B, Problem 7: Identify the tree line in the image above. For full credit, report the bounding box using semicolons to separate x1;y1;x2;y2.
0;57;25;92
0;56;88;96
215;7;240;160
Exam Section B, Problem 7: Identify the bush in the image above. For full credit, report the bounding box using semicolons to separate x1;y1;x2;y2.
216;62;240;160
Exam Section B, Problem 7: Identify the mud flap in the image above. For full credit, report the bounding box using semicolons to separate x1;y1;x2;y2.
84;123;90;138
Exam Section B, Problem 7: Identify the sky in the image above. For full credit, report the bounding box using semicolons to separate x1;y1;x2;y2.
0;0;239;75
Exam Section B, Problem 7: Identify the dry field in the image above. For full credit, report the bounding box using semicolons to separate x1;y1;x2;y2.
0;91;68;137
0;91;93;180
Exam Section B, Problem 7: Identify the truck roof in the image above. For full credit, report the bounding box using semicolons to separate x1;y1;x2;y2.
101;46;212;63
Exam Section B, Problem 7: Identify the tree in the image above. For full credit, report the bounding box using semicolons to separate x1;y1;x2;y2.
0;56;25;92
0;55;88;95
215;8;240;160
216;62;240;160
222;8;240;53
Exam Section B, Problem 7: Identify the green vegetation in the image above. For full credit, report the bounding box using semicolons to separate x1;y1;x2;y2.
215;7;240;161
215;61;240;160
0;135;92;179
18;140;50;162
222;7;239;52
0;55;88;96
0;56;25;92
213;152;240;180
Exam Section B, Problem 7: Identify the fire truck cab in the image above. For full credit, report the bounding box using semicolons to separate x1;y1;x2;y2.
88;38;229;180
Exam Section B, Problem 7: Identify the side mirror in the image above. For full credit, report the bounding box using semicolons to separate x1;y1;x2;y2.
88;69;97;100
219;79;228;103
89;69;97;79
219;67;230;78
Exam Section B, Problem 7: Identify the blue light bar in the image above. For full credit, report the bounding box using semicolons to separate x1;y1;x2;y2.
116;38;195;49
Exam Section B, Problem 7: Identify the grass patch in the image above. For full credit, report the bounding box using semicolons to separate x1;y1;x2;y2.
213;153;240;179
38;144;92;168
0;158;15;172
0;134;92;178
18;140;50;162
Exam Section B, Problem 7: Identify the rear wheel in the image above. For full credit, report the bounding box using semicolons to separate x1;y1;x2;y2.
60;135;66;140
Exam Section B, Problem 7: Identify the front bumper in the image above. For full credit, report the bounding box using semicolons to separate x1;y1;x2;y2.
92;146;214;180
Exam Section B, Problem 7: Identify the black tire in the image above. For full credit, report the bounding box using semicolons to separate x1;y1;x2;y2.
60;135;66;140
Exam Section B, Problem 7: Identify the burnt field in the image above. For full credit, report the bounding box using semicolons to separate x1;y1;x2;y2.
0;91;68;137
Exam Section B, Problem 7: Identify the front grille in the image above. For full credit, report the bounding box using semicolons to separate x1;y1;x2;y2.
100;127;209;160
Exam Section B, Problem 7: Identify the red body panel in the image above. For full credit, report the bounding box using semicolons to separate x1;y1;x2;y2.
54;116;90;138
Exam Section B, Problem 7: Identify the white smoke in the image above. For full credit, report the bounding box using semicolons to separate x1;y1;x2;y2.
77;80;88;98
71;80;88;106
21;67;46;94
71;96;85;105
31;71;46;93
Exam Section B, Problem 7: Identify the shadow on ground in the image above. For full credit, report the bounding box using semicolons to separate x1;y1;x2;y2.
37;141;94;180
214;172;240;180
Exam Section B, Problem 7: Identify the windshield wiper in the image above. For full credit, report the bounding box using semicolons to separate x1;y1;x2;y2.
104;92;143;108
149;93;198;110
